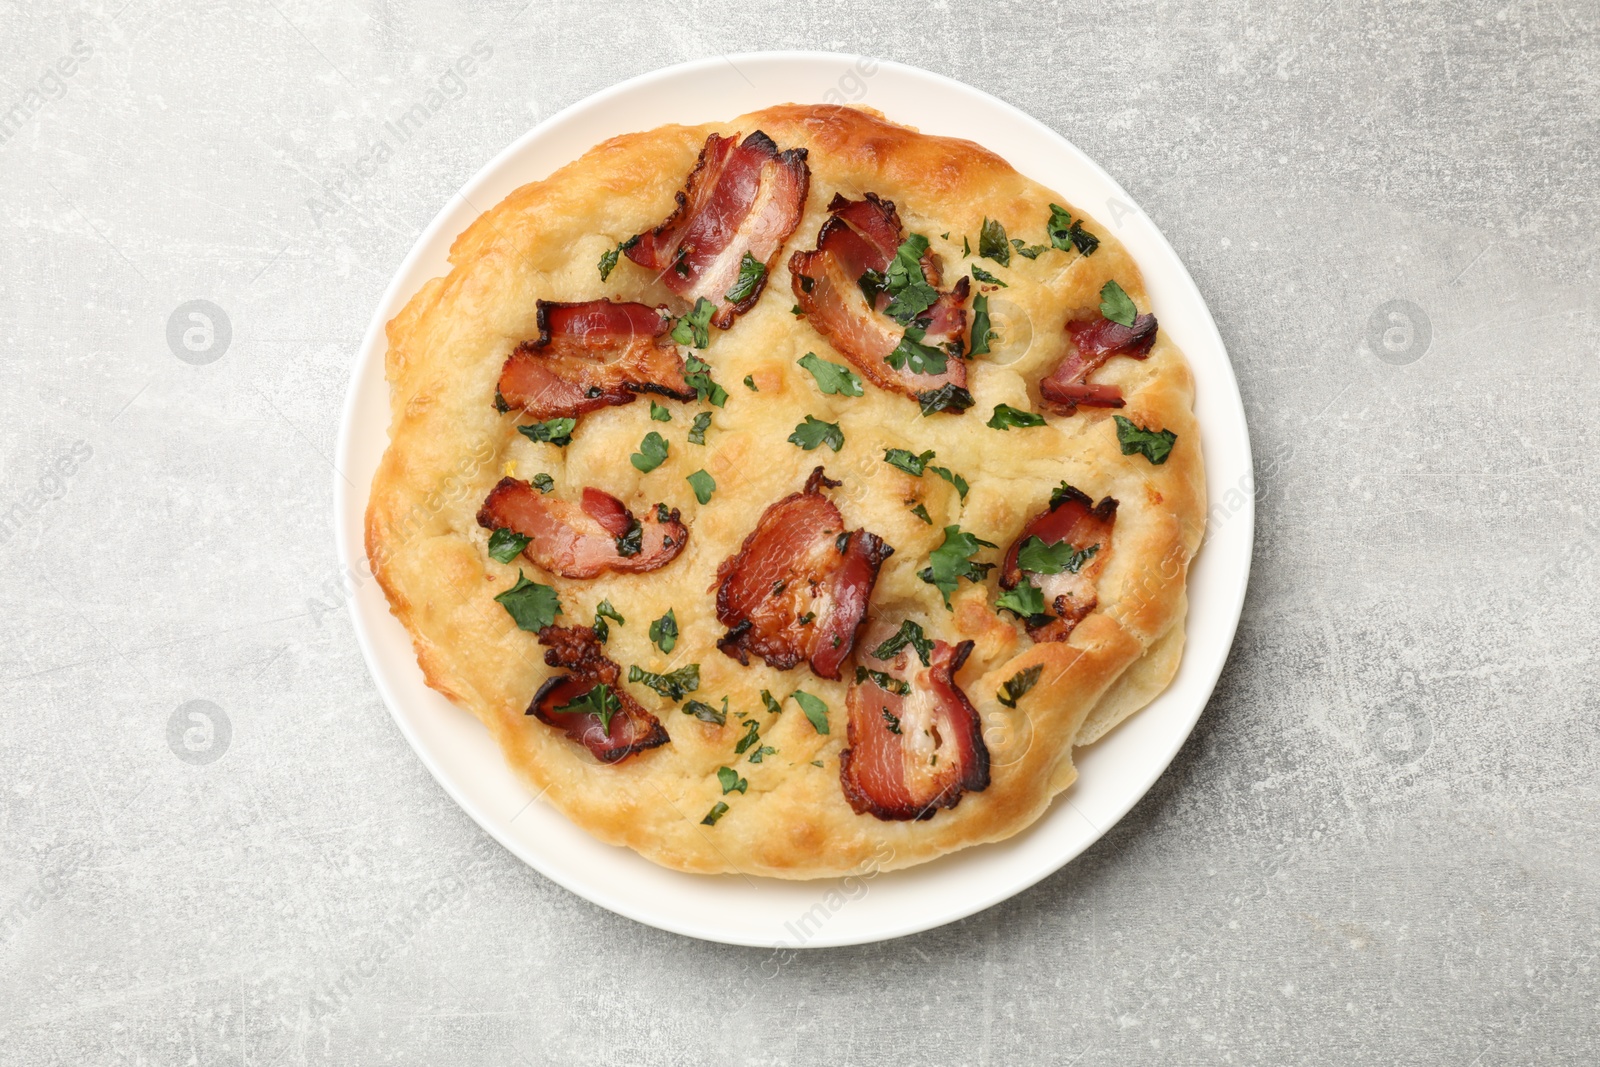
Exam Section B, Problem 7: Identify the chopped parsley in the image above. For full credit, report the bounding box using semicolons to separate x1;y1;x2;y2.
551;683;621;733
517;418;576;447
970;264;1007;287
687;468;716;504
1046;204;1074;251
986;403;1047;430
918;383;975;416
1049;481;1082;509
717;766;749;795
1113;415;1177;465
791;304;804;316
734;719;761;755
743;374;758;391
494;572;562;632
883;448;967;499
969;293;995;357
881;708;903;734
530;473;555;494
486;528;529;564
701;801;729;826
747;744;776;763
760;690;782;715
628;663;700;702
995;580;1048;621
596;235;638;282
997;664;1044;708
788;415;844;452
791;690;830;734
884;326;949;376
855;666;911;696
592;599;624;642
1017;535;1099;575
978;217;1011;266
614;519;643;557
648;608;678;654
671;297;717;348
650;401;672;422
867;233;941;325
683;697;728;725
871;619;933;667
919;525;997;608
1068;220;1099;256
1011;238;1047;259
725;251;766;304
630;431;669;473
910;502;933;524
683;353;727;407
687;411;712;445
797;352;864;396
1099;280;1137;327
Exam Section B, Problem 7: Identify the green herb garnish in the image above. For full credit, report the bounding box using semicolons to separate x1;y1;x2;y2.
687;468;716;504
734;719;761;754
650;401;672;422
997;664;1044;709
517;418;576;447
910;503;933;524
717;766;749;795
631;431;669;473
725;251;766;305
971;264;1007;287
969;293;994;357
683;353;727;408
884;326;949;376
797;352;864;397
628;663;700;702
791;691;830;734
978;217;1011;266
1046;204;1074;251
530;473;555;494
648;608;678;654
855;666;911;696
486;527;530;564
671;297;717;348
687;410;712;444
494;572;562;633
743;374;757;391
918;383;975;416
881;708;903;734
788;415;844;452
986;403;1046;430
760;690;782;715
597;234;639;281
1113;415;1177;465
551;683;621;733
919;525;997;608
871;620;933;667
995;580;1048;621
683;697;728;725
593;599;624;642
1099;280;1137;327
1017;536;1098;575
701;801;729;826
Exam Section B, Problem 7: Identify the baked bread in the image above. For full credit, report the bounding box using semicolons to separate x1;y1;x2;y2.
365;104;1205;878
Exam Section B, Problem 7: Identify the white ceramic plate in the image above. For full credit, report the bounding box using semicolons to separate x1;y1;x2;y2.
334;52;1253;948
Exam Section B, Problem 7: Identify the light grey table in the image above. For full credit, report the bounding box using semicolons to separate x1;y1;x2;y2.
2;3;1596;1064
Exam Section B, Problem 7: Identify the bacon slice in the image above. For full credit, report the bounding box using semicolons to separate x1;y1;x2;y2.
530;625;668;763
789;193;971;406
1039;313;1159;414
625;131;810;329
713;467;892;680
496;300;693;421
999;486;1117;642
477;477;687;580
839;626;990;821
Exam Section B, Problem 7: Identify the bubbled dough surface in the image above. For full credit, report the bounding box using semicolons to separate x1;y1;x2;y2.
366;104;1206;879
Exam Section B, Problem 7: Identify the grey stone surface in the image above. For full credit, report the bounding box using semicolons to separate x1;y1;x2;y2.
2;1;1597;1063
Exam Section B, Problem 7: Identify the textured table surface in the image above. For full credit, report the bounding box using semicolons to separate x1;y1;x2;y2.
3;2;1597;1064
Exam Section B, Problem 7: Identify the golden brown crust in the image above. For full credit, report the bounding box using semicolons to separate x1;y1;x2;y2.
365;104;1206;878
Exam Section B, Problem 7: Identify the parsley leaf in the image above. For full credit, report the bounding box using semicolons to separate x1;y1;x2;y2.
1114;415;1177;465
971;264;1007;287
1049;481;1082;509
687;468;716;504
725;251;766;305
486;527;529;564
979;217;1011;266
631;431;669;473
884;447;934;476
910;502;933;524
701;801;729;826
995;580;1048;620
969;293;995;357
1011;238;1047;259
760;689;782;715
918;525;997;608
648;608;678;654
627;663;700;702
747;744;776;763
962;235;971;257
788;415;844;452
683;697;728;725
494;572;562;632
593;599;624;642
928;464;968;500
734;719;761;755
881;708;903;734
1046;203;1074;251
518;418;576;447
881;234;941;324
872;619;933;667
997;664;1043;708
1017;535;1099;575
530;473;554;494
743;374;757;391
884;326;949;376
650;401;672;422
797;352;864;396
688;410;712;444
918;384;975;416
855;665;911;696
683;353;727;407
614;519;643;557
791;690;830;734
551;683;621;733
717;766;749;795
671;297;717;348
1069;220;1099;256
986;403;1046;430
597;235;638;282
1100;280;1137;327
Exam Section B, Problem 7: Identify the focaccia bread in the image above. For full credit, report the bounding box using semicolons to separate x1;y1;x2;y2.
366;104;1205;878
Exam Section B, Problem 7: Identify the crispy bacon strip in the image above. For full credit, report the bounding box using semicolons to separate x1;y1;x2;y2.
496;300;693;421
1000;486;1117;642
713;467;892;680
626;131;810;329
477;477;687;580
530;625;668;763
1039;313;1158;414
839;625;990;821
789;193;971;406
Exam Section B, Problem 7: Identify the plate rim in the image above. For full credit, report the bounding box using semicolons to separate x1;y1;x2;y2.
333;49;1253;948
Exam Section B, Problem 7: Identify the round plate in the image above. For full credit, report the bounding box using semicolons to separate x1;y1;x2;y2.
334;52;1253;948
